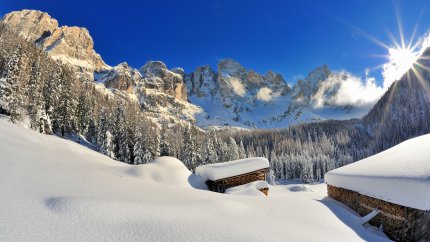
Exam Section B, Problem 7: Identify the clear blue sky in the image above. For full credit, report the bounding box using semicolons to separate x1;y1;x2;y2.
1;0;429;85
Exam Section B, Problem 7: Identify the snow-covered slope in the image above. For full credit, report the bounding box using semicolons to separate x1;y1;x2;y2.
0;119;390;241
325;134;430;211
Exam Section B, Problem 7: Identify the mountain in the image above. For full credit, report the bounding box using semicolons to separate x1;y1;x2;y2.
361;47;430;151
0;10;374;128
186;60;368;128
1;10;108;79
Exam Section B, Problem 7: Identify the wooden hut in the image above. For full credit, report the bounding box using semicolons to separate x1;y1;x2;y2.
196;157;270;195
325;134;430;242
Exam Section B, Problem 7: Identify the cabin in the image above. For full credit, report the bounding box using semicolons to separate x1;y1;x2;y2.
325;134;430;242
196;157;270;195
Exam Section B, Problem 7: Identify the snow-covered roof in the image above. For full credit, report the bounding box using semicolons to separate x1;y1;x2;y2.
195;157;269;181
325;134;430;211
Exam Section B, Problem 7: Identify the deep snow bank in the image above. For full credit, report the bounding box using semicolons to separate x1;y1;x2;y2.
0;120;390;241
127;156;207;189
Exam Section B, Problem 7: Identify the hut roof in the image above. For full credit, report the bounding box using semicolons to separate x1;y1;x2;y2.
325;134;430;211
196;157;269;181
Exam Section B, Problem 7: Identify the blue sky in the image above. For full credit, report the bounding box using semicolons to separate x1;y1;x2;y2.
1;0;430;85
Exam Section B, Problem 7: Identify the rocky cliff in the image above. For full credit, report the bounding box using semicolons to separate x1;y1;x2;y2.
2;10;108;77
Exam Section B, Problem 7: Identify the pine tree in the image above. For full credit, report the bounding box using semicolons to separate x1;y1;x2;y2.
97;108;114;158
226;137;239;161
159;122;171;156
76;83;92;135
133;127;145;165
113;102;130;163
26;55;44;130
142;149;153;164
238;141;246;159
181;125;199;170
56;66;77;136
42;62;61;133
204;129;219;164
0;45;23;122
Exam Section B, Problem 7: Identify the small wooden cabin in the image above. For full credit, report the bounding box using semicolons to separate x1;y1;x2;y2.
196;157;270;195
325;134;430;242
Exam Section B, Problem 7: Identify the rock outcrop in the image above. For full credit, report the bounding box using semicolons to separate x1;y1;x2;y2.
140;61;188;101
2;10;108;78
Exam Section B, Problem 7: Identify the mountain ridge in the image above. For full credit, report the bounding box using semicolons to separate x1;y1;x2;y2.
1;9;380;128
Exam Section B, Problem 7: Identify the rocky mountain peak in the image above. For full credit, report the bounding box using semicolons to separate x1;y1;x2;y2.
139;61;168;76
139;61;187;101
217;58;247;77
1;9;108;77
2;10;58;42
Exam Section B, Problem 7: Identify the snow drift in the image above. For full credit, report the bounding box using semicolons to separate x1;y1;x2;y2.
0;119;390;241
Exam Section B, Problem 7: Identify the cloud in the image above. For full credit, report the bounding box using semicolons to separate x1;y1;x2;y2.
311;71;384;108
229;77;246;97
312;32;430;109
256;87;273;102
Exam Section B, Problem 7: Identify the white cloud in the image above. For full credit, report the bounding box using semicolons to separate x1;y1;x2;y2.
312;32;430;109
229;77;246;97
311;71;384;108
256;87;273;102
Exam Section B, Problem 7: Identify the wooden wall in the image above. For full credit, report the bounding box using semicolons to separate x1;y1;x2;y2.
206;168;269;193
327;185;429;241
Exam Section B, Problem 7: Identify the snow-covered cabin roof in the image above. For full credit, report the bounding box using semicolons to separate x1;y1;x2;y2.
325;134;430;211
196;157;269;181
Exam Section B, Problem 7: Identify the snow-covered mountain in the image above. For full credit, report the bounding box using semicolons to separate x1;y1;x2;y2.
186;60;369;128
1;9;371;128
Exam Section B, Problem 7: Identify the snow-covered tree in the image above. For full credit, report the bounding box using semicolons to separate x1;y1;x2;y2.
56;66;78;136
0;45;23;122
133;128;145;165
225;137;239;161
181;125;199;170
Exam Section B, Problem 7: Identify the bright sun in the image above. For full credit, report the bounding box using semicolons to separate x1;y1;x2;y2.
387;47;419;76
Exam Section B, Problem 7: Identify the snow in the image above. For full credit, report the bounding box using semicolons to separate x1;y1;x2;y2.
0;119;390;241
360;209;381;225
195;157;269;181
225;181;268;196
325;134;430;211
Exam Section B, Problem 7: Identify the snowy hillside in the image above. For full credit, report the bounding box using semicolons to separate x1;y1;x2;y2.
0;119;390;241
325;134;430;211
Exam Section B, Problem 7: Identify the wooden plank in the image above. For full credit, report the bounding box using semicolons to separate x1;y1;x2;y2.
212;168;269;182
359;203;406;221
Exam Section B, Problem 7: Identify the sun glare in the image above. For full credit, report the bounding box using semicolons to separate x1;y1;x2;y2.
387;47;419;79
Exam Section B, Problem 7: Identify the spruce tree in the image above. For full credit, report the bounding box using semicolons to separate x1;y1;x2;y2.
0;45;23;122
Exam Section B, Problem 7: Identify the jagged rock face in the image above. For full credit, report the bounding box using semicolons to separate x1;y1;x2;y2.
139;61;187;101
1;10;108;78
95;62;141;93
292;64;331;104
185;65;218;98
1;10;58;42
216;59;290;99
